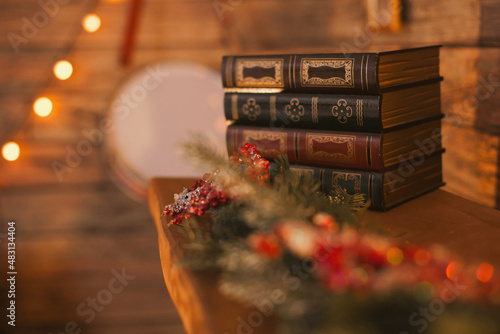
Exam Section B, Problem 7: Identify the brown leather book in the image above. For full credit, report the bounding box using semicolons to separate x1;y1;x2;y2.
222;46;441;94
226;118;442;172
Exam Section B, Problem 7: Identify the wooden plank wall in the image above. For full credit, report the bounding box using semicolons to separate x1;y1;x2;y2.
0;0;499;333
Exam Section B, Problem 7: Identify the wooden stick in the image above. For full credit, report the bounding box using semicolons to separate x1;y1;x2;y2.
120;0;143;66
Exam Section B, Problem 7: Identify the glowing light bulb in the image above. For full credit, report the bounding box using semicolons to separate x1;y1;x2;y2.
476;263;494;283
414;249;432;266
386;247;404;266
82;14;101;33
446;261;463;280
2;142;20;161
33;97;53;117
53;60;73;80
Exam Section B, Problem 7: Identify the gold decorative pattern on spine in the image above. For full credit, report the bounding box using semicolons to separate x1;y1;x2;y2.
356;99;363;126
242;98;261;121
300;58;354;87
235;59;284;88
285;98;305;122
332;172;362;193
231;94;239;120
311;97;319;123
270;96;277;122
332;99;353;123
242;130;287;157
306;134;355;162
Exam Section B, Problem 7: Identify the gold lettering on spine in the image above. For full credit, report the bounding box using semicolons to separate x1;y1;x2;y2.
270;96;277;122
311;97;319;123
231;94;239;120
356;99;363;126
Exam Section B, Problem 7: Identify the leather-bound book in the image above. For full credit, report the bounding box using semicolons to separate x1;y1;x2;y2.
226;118;442;172
224;80;441;133
270;153;444;211
222;46;441;94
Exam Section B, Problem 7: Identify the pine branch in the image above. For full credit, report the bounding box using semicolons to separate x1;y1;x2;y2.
178;133;228;171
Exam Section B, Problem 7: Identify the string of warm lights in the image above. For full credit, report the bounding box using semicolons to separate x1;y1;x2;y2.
2;13;102;162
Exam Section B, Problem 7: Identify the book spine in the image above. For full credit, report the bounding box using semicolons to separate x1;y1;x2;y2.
222;54;379;93
224;93;382;132
226;126;383;172
270;164;385;210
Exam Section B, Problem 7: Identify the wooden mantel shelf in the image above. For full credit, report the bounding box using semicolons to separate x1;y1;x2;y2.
149;178;500;334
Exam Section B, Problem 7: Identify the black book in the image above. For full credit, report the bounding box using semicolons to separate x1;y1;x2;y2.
225;80;441;133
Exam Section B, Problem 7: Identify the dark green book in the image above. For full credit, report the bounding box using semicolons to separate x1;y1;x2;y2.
270;153;444;211
225;80;441;133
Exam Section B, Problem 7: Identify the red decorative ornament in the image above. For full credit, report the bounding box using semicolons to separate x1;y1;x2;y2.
164;143;270;225
229;143;270;184
268;220;500;301
163;175;229;225
249;233;282;259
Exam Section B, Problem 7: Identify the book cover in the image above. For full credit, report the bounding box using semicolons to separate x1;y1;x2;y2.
222;46;440;94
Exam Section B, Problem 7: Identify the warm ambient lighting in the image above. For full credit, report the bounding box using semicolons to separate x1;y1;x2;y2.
386;247;404;266
446;261;461;280
414;249;432;266
476;263;494;283
2;142;20;162
82;14;101;33
53;60;73;80
33;97;53;117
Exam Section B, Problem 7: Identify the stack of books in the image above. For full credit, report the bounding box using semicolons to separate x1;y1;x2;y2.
221;46;444;210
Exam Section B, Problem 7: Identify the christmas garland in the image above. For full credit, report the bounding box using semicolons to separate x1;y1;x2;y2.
164;138;500;334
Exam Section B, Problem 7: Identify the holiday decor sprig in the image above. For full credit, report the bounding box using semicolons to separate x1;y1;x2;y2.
163;137;500;334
